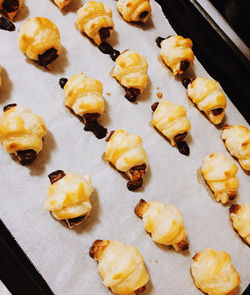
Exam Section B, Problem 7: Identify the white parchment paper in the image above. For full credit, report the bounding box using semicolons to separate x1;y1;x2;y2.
0;0;249;294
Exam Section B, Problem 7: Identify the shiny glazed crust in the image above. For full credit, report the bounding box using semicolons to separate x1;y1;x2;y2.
117;0;151;23
53;0;72;9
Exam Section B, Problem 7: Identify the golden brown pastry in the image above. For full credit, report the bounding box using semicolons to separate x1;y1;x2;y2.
76;1;114;46
159;35;194;75
111;50;148;102
222;125;250;171
187;76;227;125
135;199;189;251
0;0;22;20
62;73;107;139
45;170;93;228
0;104;47;165
53;0;72;9
105;129;148;191
230;204;250;245
201;153;239;204
89;239;149;295
191;248;241;295
151;99;191;155
117;0;151;23
17;17;61;67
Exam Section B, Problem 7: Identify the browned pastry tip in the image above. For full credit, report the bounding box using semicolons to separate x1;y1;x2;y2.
38;48;59;67
134;199;149;219
105;130;115;142
66;215;86;228
3;103;17;112
229;204;241;215
151;102;159;112
48;170;65;184
89;239;110;260
222;124;232;130
134;285;146;294
16;149;37;165
192;253;200;261
176;239;189;251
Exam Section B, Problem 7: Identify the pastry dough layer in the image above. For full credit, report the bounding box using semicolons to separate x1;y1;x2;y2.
17;17;61;61
188;76;227;125
152;100;191;146
0;105;47;154
64;73;105;116
97;240;149;295
160;35;194;75
201;153;239;204
76;1;114;45
105;129;148;172
230;204;250;245
111;50;148;93
117;0;151;23
0;0;23;20
222;125;250;171
53;0;72;9
45;172;93;220
191;248;241;295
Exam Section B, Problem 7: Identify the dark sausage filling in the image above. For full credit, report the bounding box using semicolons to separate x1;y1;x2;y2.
38;48;59;67
127;163;146;191
98;42;120;61
174;132;188;144
3;103;17;112
124;87;140;102
59;78;68;89
83;113;107;139
174;132;190;156
212;108;224;116
16;149;37;165
99;27;112;41
2;0;19;13
151;102;159;112
180;60;190;71
139;11;148;22
48;170;65;184
0;16;15;31
66;215;86;228
155;36;165;48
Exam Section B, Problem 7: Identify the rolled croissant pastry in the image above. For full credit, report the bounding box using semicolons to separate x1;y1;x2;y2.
230;204;250;245
63;73;107;139
151;100;191;156
105;129;148;191
159;35;194;75
45;170;93;228
0;0;22;20
117;0;151;23
191;248;241;295
222;125;250;171
18;17;61;67
135;199;189;251
89;239;149;295
76;1;114;46
0;104;47;165
53;0;72;9
187;76;227;125
201;153;239;204
111;50;148;102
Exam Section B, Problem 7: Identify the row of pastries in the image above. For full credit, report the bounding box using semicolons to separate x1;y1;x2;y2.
0;1;249;295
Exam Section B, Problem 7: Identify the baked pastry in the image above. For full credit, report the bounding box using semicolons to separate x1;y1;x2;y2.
0;0;22;20
62;73;107;139
111;50;148;102
117;0;151;23
187;76;227;125
222;125;250;171
158;35;194;75
89;239;149;295
191;248;241;295
45;170;93;228
135;199;189;251
76;1;114;46
105;129;148;191
53;0;72;9
230;204;250;245
201;153;239;204
18;17;61;67
0;104;47;165
151;100;191;156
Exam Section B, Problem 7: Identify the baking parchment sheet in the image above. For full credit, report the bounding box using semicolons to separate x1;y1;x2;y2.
0;0;249;294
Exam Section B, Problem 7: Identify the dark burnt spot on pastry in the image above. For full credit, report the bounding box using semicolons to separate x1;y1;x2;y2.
134;199;147;219
127;178;143;191
66;215;86;228
3;103;17;112
38;48;59;67
89;239;105;259
99;27;112;41
180;60;190;71
151;102;159;112
177;141;190;156
83;113;107;139
228;192;236;201
105;130;115;142
98;42;120;61
174;132;188;144
229;204;241;214
16;149;37;165
48;170;65;184
110;49;120;61
182;78;191;89
2;0;19;13
0;16;15;31
124;87;140;102
176;240;189;251
192;253;199;261
134;286;146;295
155;36;165;48
59;78;68;89
139;11;148;22
212;108;224;116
